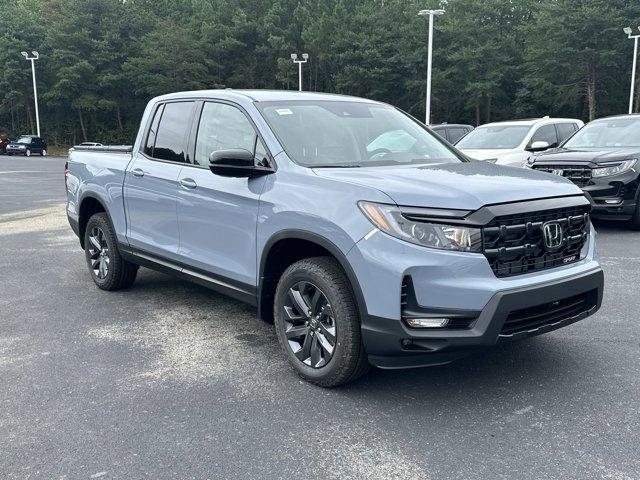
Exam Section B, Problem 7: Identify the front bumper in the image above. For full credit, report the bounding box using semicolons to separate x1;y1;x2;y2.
583;170;639;220
5;147;27;155
362;267;603;369
347;215;602;369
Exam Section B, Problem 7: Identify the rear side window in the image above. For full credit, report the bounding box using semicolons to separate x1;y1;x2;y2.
530;124;558;147
556;123;578;143
151;101;195;163
144;104;163;157
194;102;259;166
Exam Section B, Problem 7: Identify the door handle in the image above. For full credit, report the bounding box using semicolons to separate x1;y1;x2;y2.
179;178;197;189
131;168;145;177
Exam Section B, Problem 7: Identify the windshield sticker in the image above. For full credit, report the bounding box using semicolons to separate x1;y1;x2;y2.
275;108;293;116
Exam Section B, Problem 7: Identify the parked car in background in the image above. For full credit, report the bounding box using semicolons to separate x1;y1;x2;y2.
5;135;48;156
65;90;603;387
528;114;640;228
430;123;474;144
68;142;103;155
456;117;583;167
0;135;10;154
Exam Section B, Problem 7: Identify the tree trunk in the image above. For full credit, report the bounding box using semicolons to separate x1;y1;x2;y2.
116;105;123;131
78;108;87;141
586;68;596;121
485;94;492;123
10;100;15;133
475;97;481;126
26;101;34;135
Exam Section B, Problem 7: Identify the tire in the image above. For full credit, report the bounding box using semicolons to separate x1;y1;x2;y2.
25;149;31;157
41;149;47;157
274;256;370;387
84;212;138;290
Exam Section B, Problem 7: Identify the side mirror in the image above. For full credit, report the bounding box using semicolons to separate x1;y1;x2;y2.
527;140;550;152
209;149;273;178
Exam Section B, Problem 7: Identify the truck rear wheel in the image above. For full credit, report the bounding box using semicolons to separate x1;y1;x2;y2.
274;256;370;387
84;212;138;290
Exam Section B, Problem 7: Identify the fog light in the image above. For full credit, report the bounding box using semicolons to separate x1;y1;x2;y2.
604;199;622;204
406;318;449;328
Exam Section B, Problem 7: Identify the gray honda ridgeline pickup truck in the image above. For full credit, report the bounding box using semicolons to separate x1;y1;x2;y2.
66;90;604;387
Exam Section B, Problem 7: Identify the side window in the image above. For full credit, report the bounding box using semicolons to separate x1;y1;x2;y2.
431;128;447;141
195;102;259;166
530;124;558;147
153;102;195;163
144;104;163;157
448;128;467;144
556;123;578;143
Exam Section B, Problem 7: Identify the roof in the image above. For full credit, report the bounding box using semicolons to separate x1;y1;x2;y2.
431;123;474;129
154;89;383;104
591;113;640;122
477;117;582;128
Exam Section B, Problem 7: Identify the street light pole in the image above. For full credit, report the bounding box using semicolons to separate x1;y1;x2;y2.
291;53;309;91
21;51;41;137
624;27;640;114
418;9;444;125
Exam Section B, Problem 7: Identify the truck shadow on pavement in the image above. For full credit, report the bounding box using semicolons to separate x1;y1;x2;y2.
125;268;601;408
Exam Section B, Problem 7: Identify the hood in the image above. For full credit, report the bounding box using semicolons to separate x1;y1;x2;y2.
312;161;582;210
534;147;640;165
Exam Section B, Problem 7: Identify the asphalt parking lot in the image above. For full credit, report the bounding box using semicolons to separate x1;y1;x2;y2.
1;155;639;480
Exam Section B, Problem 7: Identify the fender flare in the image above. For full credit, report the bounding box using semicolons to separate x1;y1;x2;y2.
258;229;369;320
77;192;115;247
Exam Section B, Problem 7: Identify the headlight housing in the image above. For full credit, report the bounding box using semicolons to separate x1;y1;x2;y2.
592;159;636;178
358;201;482;252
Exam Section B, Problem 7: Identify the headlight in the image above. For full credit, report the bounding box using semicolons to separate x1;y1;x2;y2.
592;159;636;178
358;201;482;252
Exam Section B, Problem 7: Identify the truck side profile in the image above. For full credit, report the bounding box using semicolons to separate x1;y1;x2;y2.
66;90;604;387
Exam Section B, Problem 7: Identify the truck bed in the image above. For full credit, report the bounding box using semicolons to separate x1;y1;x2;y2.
71;145;133;153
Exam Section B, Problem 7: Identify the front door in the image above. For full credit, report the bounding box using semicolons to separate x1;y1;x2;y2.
176;101;269;287
124;101;195;261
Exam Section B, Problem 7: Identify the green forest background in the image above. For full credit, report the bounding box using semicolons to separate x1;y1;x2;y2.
1;0;639;147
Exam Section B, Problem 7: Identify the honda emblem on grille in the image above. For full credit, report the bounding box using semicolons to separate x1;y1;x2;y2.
551;169;564;176
543;221;564;251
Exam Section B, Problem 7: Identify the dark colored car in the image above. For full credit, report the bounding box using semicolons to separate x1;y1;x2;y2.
6;135;48;157
430;123;474;144
529;114;640;227
0;135;10;154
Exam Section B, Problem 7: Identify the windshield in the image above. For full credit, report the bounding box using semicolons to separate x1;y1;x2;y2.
456;125;531;149
16;136;32;144
257;101;461;167
563;118;640;148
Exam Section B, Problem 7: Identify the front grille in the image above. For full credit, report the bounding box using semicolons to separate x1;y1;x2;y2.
500;289;598;336
533;165;592;187
482;205;589;277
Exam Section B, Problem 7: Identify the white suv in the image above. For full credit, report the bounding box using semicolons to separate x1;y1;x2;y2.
456;117;584;168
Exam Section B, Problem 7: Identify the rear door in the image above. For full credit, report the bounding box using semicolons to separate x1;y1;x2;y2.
176;100;270;287
124;100;195;260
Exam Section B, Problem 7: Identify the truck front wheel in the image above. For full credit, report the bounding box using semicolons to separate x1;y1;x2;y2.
274;256;370;387
84;212;138;290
